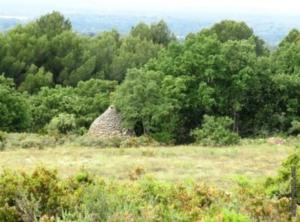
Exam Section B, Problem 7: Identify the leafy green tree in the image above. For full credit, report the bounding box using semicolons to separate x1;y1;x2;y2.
46;113;76;134
111;36;162;82
46;32;95;85
131;20;175;46
30;86;78;131
219;39;259;133
30;79;116;132
209;20;268;56
289;120;300;135
192;115;240;146
34;11;72;38
130;22;152;41
0;75;31;131
150;20;176;46
146;29;266;138
75;79;117;128
114;68;188;142
89;30;121;79
19;65;53;94
210;20;253;42
270;32;300;131
279;29;300;47
0;12;71;85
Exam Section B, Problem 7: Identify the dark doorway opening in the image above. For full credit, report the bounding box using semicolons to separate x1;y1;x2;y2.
134;121;144;137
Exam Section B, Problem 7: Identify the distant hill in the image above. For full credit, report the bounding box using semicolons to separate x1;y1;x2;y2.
0;16;27;31
1;13;299;46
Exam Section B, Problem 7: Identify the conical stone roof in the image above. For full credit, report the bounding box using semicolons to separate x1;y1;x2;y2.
88;106;131;137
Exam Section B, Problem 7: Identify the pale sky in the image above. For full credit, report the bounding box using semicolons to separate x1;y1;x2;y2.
1;0;300;16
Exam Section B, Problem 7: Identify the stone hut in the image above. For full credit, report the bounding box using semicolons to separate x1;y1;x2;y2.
88;106;131;138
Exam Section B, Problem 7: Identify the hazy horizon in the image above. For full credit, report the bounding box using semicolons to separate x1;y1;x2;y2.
1;0;300;17
0;0;299;46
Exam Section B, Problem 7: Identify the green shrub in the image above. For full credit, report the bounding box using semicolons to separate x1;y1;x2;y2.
0;142;4;151
192;115;240;146
289;120;300;135
80;186;111;221
46;113;76;134
4;133;58;149
0;132;6;151
120;136;160;148
265;150;300;203
0;167;83;221
20;138;45;149
0;131;7;142
75;136;122;148
205;209;251;222
0;75;32;132
0;204;19;222
0;166;295;221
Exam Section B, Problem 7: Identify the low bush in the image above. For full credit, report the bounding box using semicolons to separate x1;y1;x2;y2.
0;131;6;142
0;166;295;221
73;135;160;148
205;209;251;222
0;131;7;151
46;113;76;135
2;133;162;150
120;136;160;148
289;120;300;135
192;115;240;146
0;167;92;221
4;133;58;149
265;150;300;203
74;136;123;148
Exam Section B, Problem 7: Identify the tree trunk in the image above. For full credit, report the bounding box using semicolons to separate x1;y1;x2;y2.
233;111;239;134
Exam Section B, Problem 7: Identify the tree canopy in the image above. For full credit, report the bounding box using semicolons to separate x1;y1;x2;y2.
0;13;299;144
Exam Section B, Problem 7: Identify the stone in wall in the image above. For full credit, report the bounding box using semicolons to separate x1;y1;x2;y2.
88;106;132;138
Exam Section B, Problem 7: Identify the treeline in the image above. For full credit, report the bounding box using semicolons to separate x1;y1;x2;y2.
0;11;300;143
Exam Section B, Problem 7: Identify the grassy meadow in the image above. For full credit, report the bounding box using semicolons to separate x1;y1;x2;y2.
0;136;297;189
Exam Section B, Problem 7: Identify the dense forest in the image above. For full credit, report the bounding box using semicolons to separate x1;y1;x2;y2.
0;11;300;144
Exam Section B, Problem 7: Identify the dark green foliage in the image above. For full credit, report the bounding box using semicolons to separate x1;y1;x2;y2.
0;12;299;143
19;65;53;94
114;68;188;142
192;115;240;146
0;167;86;221
0;76;31;132
0;12;166;87
0;131;6;143
269;29;300;132
0;167;294;221
110;36;162;82
30;79;116;132
131;20;176;46
265;150;300;204
46;113;76;134
116;27;269;142
0;131;6;151
289;120;300;135
209;20;268;56
279;29;300;46
150;20;176;46
35;11;72;38
211;20;253;42
89;30;121;80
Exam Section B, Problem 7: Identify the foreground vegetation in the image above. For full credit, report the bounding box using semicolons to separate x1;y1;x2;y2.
0;167;292;222
0;136;299;221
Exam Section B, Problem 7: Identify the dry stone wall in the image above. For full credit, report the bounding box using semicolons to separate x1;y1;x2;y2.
88;106;132;138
